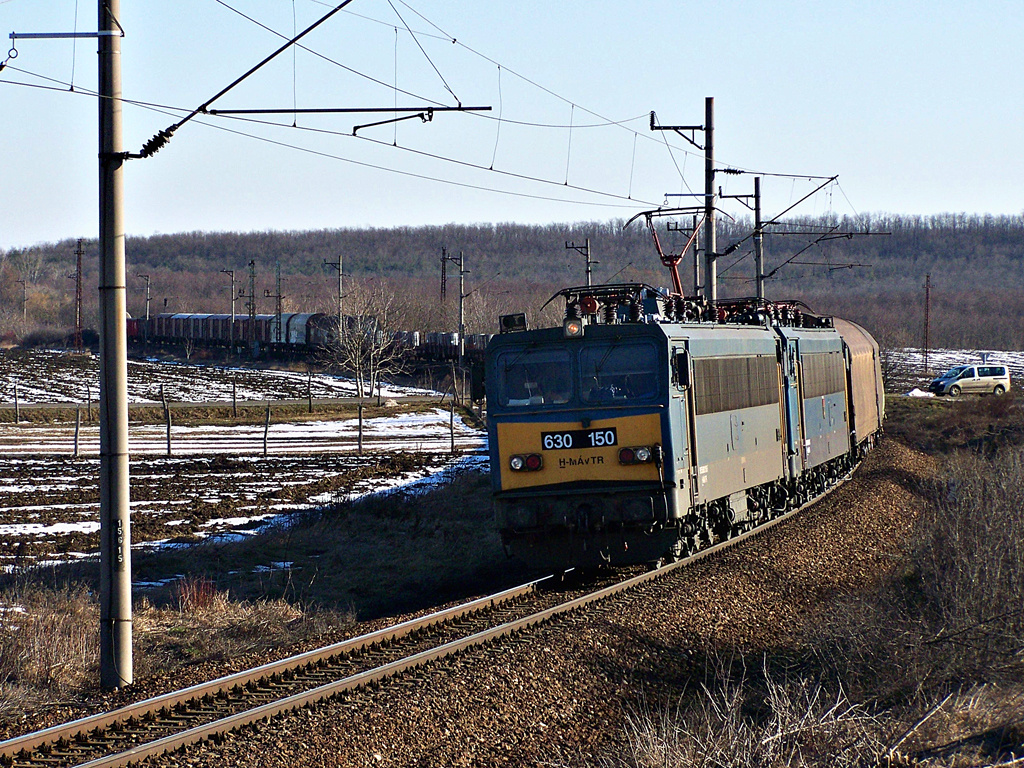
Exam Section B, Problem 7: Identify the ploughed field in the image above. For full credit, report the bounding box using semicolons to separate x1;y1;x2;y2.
0;349;486;572
0;451;469;571
0;348;431;404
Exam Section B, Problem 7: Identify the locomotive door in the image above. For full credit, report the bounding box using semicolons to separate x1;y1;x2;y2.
672;345;698;511
783;338;804;478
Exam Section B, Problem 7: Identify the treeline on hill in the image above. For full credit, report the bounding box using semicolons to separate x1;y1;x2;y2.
1;213;1022;351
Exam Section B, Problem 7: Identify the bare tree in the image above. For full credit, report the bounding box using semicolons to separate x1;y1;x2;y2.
316;280;409;398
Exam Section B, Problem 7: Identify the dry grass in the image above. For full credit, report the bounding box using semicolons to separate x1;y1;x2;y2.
885;394;1024;455
0;583;98;714
213;460;518;617
0;578;353;721
131;587;351;677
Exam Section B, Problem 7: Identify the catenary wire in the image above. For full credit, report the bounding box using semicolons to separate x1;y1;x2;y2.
0;67;655;211
229;0;827;188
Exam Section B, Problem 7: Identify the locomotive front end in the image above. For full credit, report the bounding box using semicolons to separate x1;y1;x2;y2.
487;321;678;569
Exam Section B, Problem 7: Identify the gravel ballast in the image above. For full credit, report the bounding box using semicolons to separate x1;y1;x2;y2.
152;437;935;767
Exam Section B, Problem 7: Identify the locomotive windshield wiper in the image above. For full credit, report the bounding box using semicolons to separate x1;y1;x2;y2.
501;343;540;373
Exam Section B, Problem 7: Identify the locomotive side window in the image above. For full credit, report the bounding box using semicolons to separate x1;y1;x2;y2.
693;355;780;415
497;348;573;407
581;342;659;402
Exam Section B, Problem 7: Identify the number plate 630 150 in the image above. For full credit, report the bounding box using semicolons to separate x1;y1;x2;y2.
540;427;617;451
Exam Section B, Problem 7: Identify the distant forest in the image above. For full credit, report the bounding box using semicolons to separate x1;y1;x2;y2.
2;212;1023;352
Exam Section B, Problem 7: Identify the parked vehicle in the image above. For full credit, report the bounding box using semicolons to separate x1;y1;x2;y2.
928;364;1010;397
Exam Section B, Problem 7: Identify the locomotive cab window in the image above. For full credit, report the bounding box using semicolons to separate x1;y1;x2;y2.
496;347;573;407
581;341;659;403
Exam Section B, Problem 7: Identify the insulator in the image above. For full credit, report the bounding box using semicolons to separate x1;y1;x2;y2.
674;296;686;319
662;298;675;321
603;302;617;324
628;301;641;322
565;303;580;320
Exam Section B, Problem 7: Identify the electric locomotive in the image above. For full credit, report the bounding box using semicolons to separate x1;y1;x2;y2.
486;283;884;570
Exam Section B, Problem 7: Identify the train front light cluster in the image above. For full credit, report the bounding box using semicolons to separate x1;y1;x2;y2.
618;446;654;465
509;453;543;472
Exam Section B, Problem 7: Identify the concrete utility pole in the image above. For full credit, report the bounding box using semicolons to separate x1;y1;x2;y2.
458;252;466;366
441;249;467;363
703;96;717;303
264;261;283;344
565;239;596;287
138;273;151;320
754;176;765;299
323;254;345;342
691;214;701;296
923;274;931;377
237;259;257;354
98;0;133;689
73;239;84;351
220;269;235;347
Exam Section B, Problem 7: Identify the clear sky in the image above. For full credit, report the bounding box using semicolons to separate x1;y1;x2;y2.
1;0;1021;250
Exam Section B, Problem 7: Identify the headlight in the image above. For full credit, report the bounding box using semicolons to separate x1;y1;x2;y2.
563;318;584;338
510;456;525;470
634;446;651;463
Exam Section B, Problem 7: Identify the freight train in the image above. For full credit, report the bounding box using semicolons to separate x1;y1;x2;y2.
126;312;492;362
485;283;884;570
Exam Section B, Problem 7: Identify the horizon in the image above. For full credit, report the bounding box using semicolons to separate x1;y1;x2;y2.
6;208;1024;254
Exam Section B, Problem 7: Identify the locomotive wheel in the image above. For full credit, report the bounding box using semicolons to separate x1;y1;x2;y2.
948;384;961;397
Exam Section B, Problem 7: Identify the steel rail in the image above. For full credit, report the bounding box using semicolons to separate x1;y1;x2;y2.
0;576;547;762
3;466;856;768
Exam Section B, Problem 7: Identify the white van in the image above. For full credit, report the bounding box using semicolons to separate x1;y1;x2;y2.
929;365;1011;397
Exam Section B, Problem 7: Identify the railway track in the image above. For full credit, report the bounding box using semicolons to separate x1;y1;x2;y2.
0;481;836;768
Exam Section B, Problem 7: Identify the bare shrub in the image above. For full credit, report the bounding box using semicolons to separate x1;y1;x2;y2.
615;658;887;768
810;446;1024;704
172;575;218;612
916;449;1024;677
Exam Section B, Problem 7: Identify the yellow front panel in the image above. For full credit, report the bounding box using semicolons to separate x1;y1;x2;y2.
497;413;663;491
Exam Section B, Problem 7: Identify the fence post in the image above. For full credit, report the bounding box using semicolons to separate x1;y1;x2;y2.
161;384;172;457
74;407;81;458
87;385;93;421
450;400;456;454
232;377;238;418
357;404;364;455
263;401;271;457
14;381;20;424
307;369;313;414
